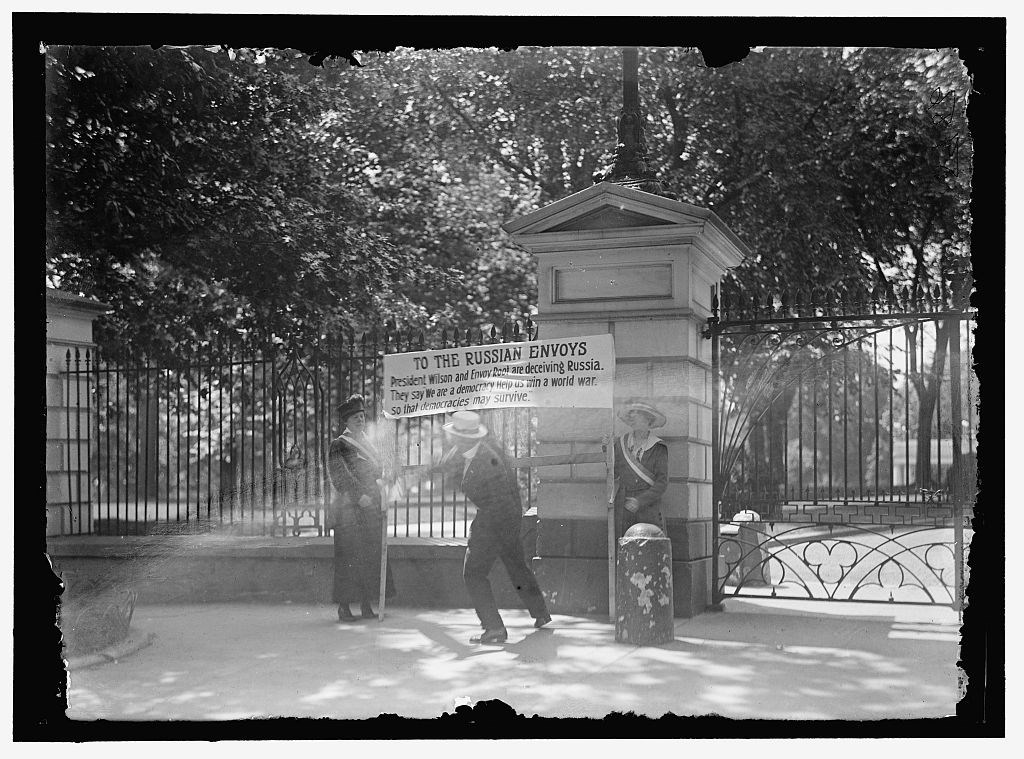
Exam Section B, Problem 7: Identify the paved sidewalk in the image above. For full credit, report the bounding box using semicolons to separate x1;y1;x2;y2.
64;599;961;721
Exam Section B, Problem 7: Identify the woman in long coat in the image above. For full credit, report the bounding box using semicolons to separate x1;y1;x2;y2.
613;400;669;538
326;394;396;621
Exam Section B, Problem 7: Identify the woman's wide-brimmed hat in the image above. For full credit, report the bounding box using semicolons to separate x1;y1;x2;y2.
617;399;667;429
337;394;367;422
442;410;488;439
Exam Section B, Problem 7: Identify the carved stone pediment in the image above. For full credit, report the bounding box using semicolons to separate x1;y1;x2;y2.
546;205;675;233
503;182;750;268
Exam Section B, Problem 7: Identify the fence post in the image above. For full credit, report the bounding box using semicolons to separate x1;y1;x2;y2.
46;289;111;536
709;290;723;608
947;316;965;614
503;183;749;618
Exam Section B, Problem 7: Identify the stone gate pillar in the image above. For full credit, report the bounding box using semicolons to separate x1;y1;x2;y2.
46;288;111;536
503;182;748;616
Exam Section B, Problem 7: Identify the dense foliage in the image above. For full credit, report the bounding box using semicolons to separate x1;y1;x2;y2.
45;45;972;363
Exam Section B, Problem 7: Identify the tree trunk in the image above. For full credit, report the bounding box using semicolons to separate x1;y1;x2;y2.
767;386;796;517
910;322;951;490
145;392;160;498
750;419;765;502
914;394;936;488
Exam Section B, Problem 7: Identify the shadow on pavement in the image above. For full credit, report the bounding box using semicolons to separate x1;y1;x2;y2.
64;603;961;721
403;615;512;660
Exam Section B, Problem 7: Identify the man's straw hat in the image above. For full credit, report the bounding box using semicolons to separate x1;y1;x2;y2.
442;410;488;439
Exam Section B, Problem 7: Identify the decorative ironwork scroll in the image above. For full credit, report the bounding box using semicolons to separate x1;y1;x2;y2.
706;282;975;608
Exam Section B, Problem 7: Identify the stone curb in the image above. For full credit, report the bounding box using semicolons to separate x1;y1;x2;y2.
65;630;157;671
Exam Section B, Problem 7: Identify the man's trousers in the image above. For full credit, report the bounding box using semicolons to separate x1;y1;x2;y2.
463;512;548;631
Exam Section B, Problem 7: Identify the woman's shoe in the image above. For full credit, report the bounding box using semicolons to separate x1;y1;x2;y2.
470;628;508;645
360;603;376;619
337;604;358;622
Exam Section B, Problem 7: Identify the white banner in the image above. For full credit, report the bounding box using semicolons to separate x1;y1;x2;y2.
382;334;615;419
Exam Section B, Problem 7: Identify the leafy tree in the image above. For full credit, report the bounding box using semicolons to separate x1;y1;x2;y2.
45;43;974;505
635;46;972;493
313;46;624;325
45;45;458;363
47;46;973;480
341;45;971;311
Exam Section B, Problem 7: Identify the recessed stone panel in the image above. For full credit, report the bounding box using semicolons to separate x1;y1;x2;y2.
536;517;608;559
46;439;92;472
688;363;710;403
533;556;610;615
657;482;690;518
537;519;574;556
534;321;612;342
45;505;68;536
536;481;608;519
46;471;91;505
656;398;690;439
688;401;713;442
46;407;93;439
700;321;711;362
536;407;609;441
664;519;713;561
614;362;652;398
535;442;573;458
665;441;691;479
687;481;714;519
45;316;95;347
553;262;673;303
691;269;714;312
540;463;572;479
46;375;67;406
672;557;712;617
651;361;695;400
572;462;607;480
611;319;689;358
688;442;710;480
687;320;713;364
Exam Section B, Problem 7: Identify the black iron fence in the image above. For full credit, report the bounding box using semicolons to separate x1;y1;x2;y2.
707;284;977;606
59;319;539;537
710;286;977;520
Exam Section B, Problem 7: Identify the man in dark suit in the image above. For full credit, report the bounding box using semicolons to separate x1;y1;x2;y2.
439;411;551;644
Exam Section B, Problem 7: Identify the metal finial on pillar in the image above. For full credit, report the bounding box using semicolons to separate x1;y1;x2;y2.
597;46;671;198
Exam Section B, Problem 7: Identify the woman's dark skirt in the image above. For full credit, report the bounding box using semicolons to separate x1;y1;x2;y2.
331;503;396;605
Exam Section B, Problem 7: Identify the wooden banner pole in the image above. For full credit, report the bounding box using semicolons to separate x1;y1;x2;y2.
606;411;617;624
377;417;396;623
378;487;389;622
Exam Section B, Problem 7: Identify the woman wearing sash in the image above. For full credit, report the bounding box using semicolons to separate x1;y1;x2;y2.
614;400;669;538
326;394;396;622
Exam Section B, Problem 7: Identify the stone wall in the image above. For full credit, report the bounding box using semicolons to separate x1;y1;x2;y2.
504;182;748;617
49;532;536;611
45;289;110;536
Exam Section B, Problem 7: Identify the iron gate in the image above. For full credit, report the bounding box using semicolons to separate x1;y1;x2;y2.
61;319;538;538
705;285;975;608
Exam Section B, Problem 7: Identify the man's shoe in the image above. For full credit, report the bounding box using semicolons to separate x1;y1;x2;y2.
470;628;508;645
534;613;552;629
338;604;358;622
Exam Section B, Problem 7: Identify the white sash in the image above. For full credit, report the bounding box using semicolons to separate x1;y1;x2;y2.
340;432;381;470
618;435;656;487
